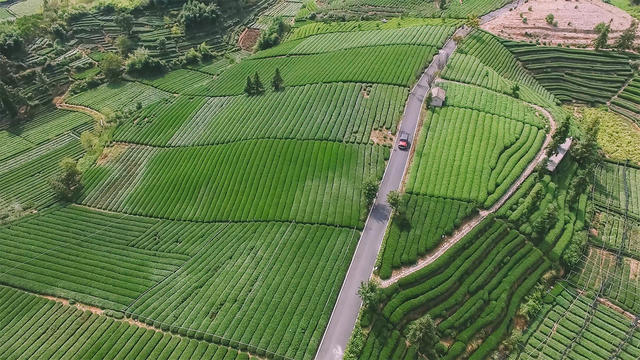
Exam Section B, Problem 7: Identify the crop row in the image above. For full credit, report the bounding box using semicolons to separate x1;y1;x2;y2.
594;162;640;222
253;25;455;58
114;83;406;146
573;246;640;314
378;195;475;279
518;286;640;359
186;45;437;96
68;81;171;113
15;107;93;145
461;32;552;100
504;43;632;104
288;18;461;41
0;130;33;161
357;322;417;360
0;206;187;310
370;218;549;359
127;222;358;360
438;80;546;128
0;286;253;359
595;211;640;259
406;106;544;207
81;140;387;227
0;136;83;209
611;76;640;123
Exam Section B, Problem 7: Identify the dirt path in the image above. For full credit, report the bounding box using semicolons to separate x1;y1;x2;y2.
56;94;106;126
379;84;557;287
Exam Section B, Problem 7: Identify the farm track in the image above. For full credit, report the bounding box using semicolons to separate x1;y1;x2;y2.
56;99;106;126
379;95;557;287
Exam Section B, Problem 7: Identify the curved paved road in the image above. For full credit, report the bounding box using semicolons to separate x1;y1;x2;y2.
314;27;469;360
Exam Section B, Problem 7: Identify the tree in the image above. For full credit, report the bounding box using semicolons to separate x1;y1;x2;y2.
511;83;520;98
244;76;254;96
465;14;480;28
272;68;284;91
115;35;133;56
0;81;17;118
115;13;134;35
357;280;382;312
80;131;100;154
253;72;264;94
545;13;554;25
405;315;439;358
547;114;571;157
363;178;379;207
615;20;637;51
179;0;222;34
100;53;123;82
125;48;167;76
198;42;214;60
532;203;558;238
593;21;611;50
50;157;83;201
438;0;446;10
572;114;600;166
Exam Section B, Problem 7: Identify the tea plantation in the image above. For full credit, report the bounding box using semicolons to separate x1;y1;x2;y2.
2;0;640;358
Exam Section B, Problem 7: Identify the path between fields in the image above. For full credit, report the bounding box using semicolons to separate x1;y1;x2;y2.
313;26;470;360
379;89;557;287
55;93;106;126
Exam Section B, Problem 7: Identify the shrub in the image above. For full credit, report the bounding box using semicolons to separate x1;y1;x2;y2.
125;48;167;76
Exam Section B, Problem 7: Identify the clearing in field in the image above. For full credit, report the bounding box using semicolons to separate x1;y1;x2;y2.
482;0;638;46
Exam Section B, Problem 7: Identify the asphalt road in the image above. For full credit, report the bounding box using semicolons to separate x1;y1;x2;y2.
313;28;468;360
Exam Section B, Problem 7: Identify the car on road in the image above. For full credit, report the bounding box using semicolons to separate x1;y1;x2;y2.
398;131;410;150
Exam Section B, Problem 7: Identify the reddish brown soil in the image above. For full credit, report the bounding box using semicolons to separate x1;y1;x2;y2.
238;28;261;51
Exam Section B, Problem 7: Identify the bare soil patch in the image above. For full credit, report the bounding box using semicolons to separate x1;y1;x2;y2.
41;295;104;315
482;0;640;46
238;28;261;51
370;129;394;146
597;296;637;321
97;144;128;165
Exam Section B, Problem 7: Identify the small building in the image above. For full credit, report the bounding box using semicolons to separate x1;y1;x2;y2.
430;87;446;107
546;137;573;172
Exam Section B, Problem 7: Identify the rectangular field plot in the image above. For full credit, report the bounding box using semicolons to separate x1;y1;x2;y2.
573;246;640;314
254;25;455;57
594;162;640;221
405;106;545;207
0;286;253;360
13;108;93;145
127;222;358;360
67;81;171;113
81;140;387;227
377;195;475;279
203;45;438;96
114;83;407;146
0;133;84;209
517;286;640;360
0;130;33;161
0;206;188;310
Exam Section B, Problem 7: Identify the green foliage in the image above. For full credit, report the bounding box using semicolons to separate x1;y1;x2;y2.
272;67;284;91
100;52;123;82
363;177;379;207
405;315;439;358
545;13;554;25
0;29;23;58
593;21;611;50
49;157;83;201
256;16;290;50
114;12;134;35
614;20;637;51
183;47;202;65
358;280;383;312
125;48;167;76
179;0;222;33
115;35;133;56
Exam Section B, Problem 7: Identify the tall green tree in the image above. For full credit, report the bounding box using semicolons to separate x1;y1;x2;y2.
115;13;134;35
100;53;123;82
244;76;253;96
272;68;284;91
50;158;83;202
357;280;382;312
547;115;571;157
405;315;439;358
593;21;611;50
615;20;637;51
253;72;264;94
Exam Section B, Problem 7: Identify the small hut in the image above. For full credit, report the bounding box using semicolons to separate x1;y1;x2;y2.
430;87;446;107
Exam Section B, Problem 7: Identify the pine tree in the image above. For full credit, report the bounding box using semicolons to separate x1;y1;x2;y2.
615;21;637;51
593;21;611;50
272;68;284;91
244;76;253;96
253;72;264;94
